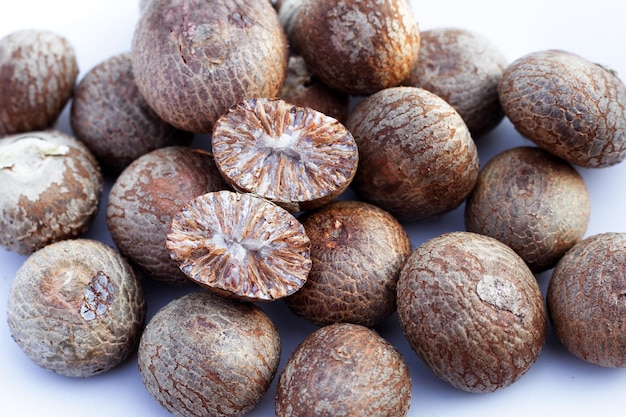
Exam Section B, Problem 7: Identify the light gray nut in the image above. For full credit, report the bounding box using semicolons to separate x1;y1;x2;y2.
0;130;102;254
7;239;146;377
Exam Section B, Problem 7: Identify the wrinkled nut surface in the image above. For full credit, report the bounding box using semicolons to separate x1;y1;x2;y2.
498;49;626;168
275;322;412;417
138;291;281;417
547;232;626;368
107;146;230;285
7;239;146;377
0;29;78;136
212;97;358;212
403;27;508;137
397;232;547;393
0;130;103;254
70;52;192;173
286;200;412;327
465;146;590;272
131;0;289;133
279;0;420;95
346;86;479;222
166;190;311;301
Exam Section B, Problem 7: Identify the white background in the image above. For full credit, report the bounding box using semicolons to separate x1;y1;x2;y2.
2;1;626;416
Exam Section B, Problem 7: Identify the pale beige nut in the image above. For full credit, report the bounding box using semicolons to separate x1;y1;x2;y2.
346;86;479;222
70;53;192;173
279;0;420;95
275;322;412;417
498;49;626;168
285;200;412;327
106;146;230;285
166;190;312;301
547;232;626;368
0;130;102;254
212;97;358;213
397;231;547;392
403;27;508;137
138;291;281;417
0;29;78;136
6;239;146;377
465;146;590;272
131;0;289;133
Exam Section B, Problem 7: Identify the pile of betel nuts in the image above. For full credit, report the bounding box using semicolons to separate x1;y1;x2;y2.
1;0;626;416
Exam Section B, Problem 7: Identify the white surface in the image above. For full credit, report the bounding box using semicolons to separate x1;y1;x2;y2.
1;1;626;416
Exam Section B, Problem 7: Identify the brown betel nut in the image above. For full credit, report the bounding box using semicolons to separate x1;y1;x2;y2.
211;97;358;213
278;0;420;95
397;231;547;393
465;146;590;273
285;200;412;327
70;52;192;173
275;322;411;417
0;130;103;255
106;146;230;285
0;29;78;137
166;190;312;302
346;86;479;222
138;291;281;417
498;49;626;168
547;232;626;368
7;238;146;377
131;0;289;133
403;27;508;138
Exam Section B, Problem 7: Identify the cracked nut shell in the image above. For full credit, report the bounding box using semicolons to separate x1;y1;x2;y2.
6;238;146;377
397;231;547;392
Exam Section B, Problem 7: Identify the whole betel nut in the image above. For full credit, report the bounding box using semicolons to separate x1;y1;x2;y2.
547;232;626;368
275;323;412;417
465;146;590;273
106;146;230;285
346;86;479;222
70;53;192;173
6;239;146;377
166;190;311;302
211;97;358;213
0;130;103;254
403;27;508;138
131;0;289;133
278;0;420;95
285;200;412;327
397;232;547;393
498;49;626;168
138;291;281;417
0;29;78;136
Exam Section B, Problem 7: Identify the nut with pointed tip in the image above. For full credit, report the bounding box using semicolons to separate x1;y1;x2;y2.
166;190;311;301
212;97;358;212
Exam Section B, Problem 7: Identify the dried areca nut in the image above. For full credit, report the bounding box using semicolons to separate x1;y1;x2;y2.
166;190;311;301
131;0;289;133
6;239;146;377
278;0;420;95
0;130;103;255
465;146;590;273
70;53;192;173
403;27;508;138
279;55;350;123
547;232;626;368
498;49;626;168
138;291;281;417
285;200;412;327
346;86;478;222
0;29;78;136
107;147;230;285
212;97;358;212
397;232;547;393
275;323;412;417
